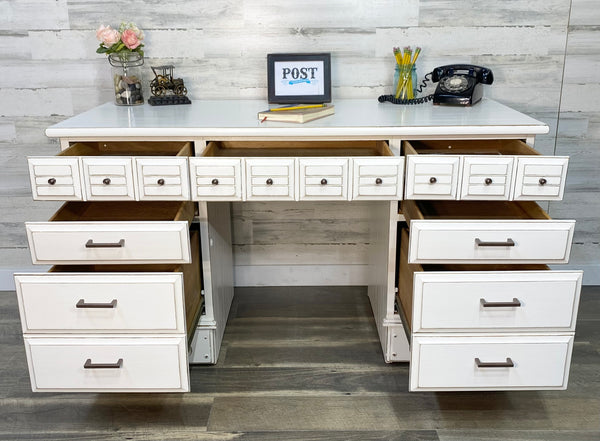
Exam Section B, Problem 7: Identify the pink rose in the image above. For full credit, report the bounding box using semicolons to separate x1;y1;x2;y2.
96;25;120;47
121;29;141;49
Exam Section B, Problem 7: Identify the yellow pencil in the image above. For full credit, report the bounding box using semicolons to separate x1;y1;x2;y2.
270;104;325;112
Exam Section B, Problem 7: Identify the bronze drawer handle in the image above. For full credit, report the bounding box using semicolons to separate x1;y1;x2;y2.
266;178;273;185
475;238;515;247
475;357;514;368
211;178;219;185
321;178;328;185
157;178;165;186
539;178;547;186
429;177;437;184
85;239;125;248
485;178;493;185
84;358;123;369
48;178;57;185
102;178;111;185
480;298;521;308
375;178;383;185
76;299;117;309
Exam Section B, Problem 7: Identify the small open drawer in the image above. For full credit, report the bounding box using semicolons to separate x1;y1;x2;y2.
401;200;575;264
26;201;195;264
397;229;582;333
403;139;568;201
191;140;403;201
28;141;192;201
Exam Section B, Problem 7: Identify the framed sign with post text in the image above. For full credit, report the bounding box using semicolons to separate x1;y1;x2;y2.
267;53;331;104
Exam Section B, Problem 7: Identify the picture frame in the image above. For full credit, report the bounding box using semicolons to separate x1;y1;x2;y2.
267;53;331;104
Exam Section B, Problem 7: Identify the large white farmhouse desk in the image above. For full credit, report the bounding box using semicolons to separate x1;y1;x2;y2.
15;99;582;393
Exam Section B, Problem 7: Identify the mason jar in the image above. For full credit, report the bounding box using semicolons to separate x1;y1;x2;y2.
108;52;144;106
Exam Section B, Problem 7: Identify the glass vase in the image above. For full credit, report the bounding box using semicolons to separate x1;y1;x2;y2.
109;52;144;106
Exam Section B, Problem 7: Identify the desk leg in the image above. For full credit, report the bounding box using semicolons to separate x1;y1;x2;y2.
367;201;410;362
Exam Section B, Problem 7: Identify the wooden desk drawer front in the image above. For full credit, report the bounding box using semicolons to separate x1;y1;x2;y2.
28;158;83;200
513;157;568;200
405;156;460;200
190;158;242;201
410;335;573;391
15;272;186;333
460;156;514;200
412;271;582;332
299;158;348;200
25;337;190;392
136;158;190;201
352;157;404;200
81;158;136;201
245;158;295;200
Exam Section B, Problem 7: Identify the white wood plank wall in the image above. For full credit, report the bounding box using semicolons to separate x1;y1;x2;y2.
1;0;598;287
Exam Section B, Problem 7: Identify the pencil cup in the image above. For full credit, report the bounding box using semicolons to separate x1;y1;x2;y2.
394;65;417;100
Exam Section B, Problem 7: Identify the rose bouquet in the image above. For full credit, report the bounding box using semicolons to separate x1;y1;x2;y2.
96;22;144;56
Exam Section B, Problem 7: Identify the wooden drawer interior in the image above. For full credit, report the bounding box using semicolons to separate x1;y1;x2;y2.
48;201;195;223
401;200;550;225
403;139;539;156
49;229;202;341
397;228;549;331
201;140;393;157
59;141;192;157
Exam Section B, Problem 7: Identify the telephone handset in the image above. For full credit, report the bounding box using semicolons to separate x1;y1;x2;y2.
378;64;493;106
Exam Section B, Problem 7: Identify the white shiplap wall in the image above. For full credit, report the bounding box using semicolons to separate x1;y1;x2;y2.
1;0;598;287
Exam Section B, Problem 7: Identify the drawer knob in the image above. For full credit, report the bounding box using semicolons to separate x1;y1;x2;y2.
429;177;437;184
485;177;493;185
266;178;273;185
211;178;219;185
102;178;111;185
375;178;383;185
85;239;125;248
475;238;515;247
321;178;328;185
76;299;118;309
157;178;165;186
84;358;123;369
539;178;547;186
47;178;57;185
480;298;521;308
475;357;514;368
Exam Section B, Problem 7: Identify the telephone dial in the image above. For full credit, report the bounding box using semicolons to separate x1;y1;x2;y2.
378;64;494;106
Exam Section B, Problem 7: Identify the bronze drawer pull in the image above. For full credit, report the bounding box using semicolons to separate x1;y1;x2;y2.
85;239;125;248
157;178;165;186
266;178;273;185
102;178;111;185
321;178;328;185
76;299;117;309
48;178;57;185
485;178;493;185
475;238;515;247
480;298;521;308
429;177;437;184
475;357;514;368
84;358;123;369
211;178;219;185
375;178;383;185
539;178;547;186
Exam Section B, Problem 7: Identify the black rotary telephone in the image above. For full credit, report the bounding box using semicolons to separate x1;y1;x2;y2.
378;64;493;106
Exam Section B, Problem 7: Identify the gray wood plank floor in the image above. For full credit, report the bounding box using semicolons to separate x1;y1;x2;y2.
1;286;599;441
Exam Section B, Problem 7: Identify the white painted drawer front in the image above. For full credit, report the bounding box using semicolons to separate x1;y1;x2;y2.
82;158;136;201
299;158;348;200
513;157;568;201
190;158;242;201
246;158;295;200
352;157;404;200
26;221;191;264
408;220;575;264
25;337;189;392
136;157;190;201
410;335;573;391
460;156;514;200
15;273;186;333
28;157;83;201
412;271;582;332
405;156;460;199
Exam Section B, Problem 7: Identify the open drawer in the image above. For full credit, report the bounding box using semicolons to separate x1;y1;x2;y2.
401;200;575;264
26;201;195;264
28;141;192;201
190;140;404;201
403;139;568;201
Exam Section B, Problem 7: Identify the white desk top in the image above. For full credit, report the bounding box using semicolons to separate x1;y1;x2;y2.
46;98;548;139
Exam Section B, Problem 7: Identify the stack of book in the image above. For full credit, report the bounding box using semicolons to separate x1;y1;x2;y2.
258;104;335;123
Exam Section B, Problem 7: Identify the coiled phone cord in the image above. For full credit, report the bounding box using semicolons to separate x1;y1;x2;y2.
378;72;433;105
